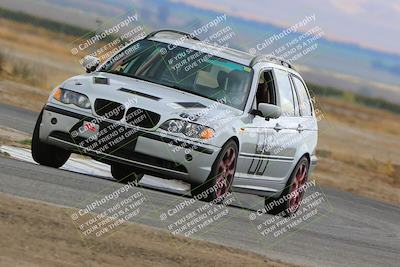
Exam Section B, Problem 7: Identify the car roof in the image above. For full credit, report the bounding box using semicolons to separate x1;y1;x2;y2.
148;35;254;66
146;29;297;72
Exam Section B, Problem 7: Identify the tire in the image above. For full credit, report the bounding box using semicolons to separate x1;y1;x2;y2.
264;156;309;216
111;163;143;184
31;108;71;168
191;140;238;202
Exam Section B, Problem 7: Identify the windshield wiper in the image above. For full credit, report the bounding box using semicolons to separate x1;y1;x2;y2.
161;82;217;102
163;83;191;94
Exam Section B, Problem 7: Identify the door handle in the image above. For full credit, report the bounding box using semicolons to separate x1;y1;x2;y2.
274;123;284;132
297;124;305;132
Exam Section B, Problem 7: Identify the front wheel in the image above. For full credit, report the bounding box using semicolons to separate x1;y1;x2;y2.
111;163;144;184
191;140;238;202
31;109;71;168
264;156;309;216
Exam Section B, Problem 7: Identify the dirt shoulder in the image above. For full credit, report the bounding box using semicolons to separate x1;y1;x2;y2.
0;126;32;149
0;193;295;267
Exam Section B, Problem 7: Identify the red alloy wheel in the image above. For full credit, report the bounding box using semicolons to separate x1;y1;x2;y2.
288;161;308;213
215;147;237;198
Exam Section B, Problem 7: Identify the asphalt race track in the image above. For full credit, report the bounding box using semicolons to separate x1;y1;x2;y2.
0;103;399;267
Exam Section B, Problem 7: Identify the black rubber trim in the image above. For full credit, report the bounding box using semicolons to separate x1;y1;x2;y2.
44;105;214;155
49;131;188;174
118;88;161;101
175;102;207;108
239;153;294;161
44;105;90;120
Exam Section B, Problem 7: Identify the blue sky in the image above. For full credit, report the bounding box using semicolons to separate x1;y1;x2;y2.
170;0;400;55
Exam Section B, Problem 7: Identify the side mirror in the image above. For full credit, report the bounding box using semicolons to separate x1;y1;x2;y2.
258;103;281;119
81;55;100;73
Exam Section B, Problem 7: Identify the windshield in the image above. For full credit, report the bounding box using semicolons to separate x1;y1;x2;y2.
101;40;253;110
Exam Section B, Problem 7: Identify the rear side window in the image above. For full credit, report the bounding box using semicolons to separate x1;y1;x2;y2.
290;77;300;116
292;76;312;116
275;69;295;116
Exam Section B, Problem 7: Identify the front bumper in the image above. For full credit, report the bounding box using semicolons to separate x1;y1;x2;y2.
40;104;220;185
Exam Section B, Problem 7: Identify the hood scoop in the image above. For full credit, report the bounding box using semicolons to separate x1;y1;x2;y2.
118;88;161;101
93;77;109;85
175;102;207;108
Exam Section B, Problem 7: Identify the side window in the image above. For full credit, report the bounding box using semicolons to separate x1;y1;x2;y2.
255;70;276;107
275;69;295;116
290;77;300;116
292;76;312;116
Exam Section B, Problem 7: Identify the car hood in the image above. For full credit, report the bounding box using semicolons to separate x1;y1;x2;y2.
60;72;243;127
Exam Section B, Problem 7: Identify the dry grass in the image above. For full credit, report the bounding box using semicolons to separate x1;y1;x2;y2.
0;126;32;149
0;51;4;73
0;18;77;58
0;49;48;88
314;97;400;205
0;18;81;91
11;60;47;87
319;96;400;136
0;193;294;267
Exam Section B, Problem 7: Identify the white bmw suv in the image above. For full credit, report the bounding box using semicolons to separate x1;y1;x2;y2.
32;30;318;216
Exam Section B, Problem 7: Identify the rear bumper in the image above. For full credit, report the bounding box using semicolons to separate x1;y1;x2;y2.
309;154;318;174
40;104;220;185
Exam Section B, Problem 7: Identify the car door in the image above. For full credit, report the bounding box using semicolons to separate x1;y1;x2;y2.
264;68;301;181
235;69;279;181
290;74;318;153
235;68;296;183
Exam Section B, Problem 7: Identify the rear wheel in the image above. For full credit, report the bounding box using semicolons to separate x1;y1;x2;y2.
111;163;144;184
191;140;238;202
264;156;309;216
31;109;71;168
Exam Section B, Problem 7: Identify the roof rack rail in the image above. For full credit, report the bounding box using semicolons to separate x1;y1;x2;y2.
146;29;200;41
250;55;295;70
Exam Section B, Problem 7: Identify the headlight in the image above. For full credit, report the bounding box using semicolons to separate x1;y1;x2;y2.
160;120;215;139
53;88;91;109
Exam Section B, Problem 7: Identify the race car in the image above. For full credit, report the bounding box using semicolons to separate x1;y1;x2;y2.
32;29;318;216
